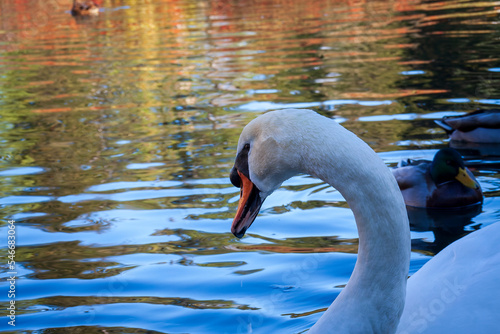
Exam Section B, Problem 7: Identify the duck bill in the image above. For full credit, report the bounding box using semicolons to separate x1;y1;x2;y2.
456;167;479;189
231;171;262;238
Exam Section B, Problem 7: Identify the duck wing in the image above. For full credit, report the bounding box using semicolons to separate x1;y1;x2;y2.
392;162;429;191
439;109;500;132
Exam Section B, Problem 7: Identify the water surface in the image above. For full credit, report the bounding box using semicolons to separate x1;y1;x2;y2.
1;0;500;333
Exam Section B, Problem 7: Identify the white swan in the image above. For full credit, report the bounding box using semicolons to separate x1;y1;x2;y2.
229;109;500;333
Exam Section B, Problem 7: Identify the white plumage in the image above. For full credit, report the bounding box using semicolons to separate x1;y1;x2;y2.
230;109;500;333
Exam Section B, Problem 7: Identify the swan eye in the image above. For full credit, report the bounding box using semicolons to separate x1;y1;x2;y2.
243;143;250;150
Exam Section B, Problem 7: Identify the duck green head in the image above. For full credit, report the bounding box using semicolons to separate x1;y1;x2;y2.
430;148;479;188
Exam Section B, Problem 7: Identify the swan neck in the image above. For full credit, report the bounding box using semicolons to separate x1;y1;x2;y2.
304;128;410;333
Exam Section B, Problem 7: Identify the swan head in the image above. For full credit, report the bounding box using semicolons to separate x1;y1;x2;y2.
230;110;313;238
430;148;479;189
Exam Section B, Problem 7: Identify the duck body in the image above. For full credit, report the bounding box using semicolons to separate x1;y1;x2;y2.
71;0;99;16
229;109;499;333
392;148;483;208
435;109;500;143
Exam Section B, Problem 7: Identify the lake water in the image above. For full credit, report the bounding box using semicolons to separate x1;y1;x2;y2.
0;0;499;333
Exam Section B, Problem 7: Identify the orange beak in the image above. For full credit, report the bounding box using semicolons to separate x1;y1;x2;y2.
231;170;262;238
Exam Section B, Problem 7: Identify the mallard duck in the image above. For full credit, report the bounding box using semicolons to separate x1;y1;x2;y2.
435;109;500;143
71;0;99;16
229;109;499;333
392;148;482;208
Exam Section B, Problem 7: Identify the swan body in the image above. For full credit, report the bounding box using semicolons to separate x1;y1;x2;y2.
435;109;500;143
398;221;500;333
229;109;500;333
392;148;483;208
71;0;99;16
